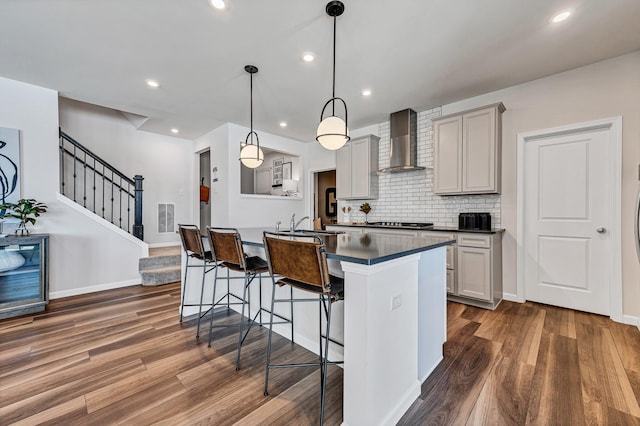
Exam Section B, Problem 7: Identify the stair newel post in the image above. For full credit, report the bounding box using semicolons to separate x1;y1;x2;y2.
133;175;144;241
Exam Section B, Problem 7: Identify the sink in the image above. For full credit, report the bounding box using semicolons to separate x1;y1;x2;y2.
291;229;344;236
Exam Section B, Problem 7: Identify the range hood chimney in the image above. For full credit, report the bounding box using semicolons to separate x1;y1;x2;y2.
378;108;425;174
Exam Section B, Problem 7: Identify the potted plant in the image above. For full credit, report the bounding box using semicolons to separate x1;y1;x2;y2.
359;202;372;223
0;198;48;235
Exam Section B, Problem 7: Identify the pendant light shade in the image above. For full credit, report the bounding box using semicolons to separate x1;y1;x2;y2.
316;1;350;151
239;65;264;168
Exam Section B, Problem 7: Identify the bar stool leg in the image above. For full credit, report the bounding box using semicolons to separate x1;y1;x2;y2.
179;257;189;322
290;286;294;344
235;273;250;371
195;259;208;339
264;279;277;396
320;296;332;426
207;266;221;347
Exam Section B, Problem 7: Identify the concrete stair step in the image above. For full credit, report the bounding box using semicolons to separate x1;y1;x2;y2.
139;254;181;271
140;265;181;286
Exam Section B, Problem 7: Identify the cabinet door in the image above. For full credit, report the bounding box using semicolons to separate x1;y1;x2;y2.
434;115;463;194
457;246;491;301
336;143;351;199
350;137;370;198
462;107;496;193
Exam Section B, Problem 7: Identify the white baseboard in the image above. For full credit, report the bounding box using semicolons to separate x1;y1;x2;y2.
50;279;141;299
622;314;640;329
502;292;523;303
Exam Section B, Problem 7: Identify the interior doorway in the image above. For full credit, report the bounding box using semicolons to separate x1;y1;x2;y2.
517;117;622;320
313;169;337;229
199;150;211;230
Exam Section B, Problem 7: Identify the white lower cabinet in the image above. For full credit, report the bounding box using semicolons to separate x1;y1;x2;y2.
423;230;502;310
454;232;502;309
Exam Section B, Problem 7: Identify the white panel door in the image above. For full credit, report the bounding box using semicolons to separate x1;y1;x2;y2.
524;128;610;315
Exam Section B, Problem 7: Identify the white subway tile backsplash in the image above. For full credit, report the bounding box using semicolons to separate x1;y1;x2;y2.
339;108;501;228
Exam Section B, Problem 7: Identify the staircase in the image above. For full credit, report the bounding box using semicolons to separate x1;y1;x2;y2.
139;246;181;286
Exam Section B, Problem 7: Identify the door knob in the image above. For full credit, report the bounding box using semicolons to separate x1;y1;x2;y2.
596;227;606;234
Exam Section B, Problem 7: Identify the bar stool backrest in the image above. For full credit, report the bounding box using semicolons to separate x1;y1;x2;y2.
263;232;331;293
207;227;246;269
178;224;206;259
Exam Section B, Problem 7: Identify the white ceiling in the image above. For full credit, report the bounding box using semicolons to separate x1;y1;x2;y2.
1;0;639;142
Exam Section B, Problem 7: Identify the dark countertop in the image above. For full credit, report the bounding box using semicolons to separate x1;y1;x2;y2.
329;223;505;234
236;227;455;266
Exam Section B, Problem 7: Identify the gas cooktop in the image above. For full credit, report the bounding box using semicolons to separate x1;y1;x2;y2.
365;221;434;230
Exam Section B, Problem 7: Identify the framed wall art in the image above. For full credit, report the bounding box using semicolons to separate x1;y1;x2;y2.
0;127;21;205
272;157;284;186
282;161;292;180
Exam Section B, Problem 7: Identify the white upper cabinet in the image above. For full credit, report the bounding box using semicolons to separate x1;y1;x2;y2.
336;134;379;200
433;102;505;195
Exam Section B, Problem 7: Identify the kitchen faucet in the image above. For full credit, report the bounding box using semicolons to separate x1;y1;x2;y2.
290;214;309;232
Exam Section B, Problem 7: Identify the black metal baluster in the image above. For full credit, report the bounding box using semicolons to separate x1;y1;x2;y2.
111;170;115;225
72;145;77;202
128;187;131;232
102;164;106;219
83;151;87;208
59;133;65;196
93;158;97;214
118;176;123;230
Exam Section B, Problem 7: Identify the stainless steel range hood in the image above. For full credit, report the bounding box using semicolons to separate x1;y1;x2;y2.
378;108;425;174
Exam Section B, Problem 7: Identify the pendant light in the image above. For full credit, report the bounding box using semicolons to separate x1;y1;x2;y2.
239;65;264;168
316;1;350;150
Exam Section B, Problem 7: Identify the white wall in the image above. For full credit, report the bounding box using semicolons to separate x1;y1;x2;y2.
59;98;194;246
440;51;640;318
0;76;147;297
195;123;309;228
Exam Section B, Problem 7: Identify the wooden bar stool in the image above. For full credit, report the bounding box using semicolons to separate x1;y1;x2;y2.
177;224;216;324
262;231;344;425
205;227;272;371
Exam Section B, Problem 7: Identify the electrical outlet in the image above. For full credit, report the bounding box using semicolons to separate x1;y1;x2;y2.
391;295;402;310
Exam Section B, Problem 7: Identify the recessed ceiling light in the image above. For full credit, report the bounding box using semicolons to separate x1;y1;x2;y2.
279;122;287;128
361;89;372;96
170;128;179;134
551;11;571;23
145;79;160;88
302;53;315;62
210;0;226;10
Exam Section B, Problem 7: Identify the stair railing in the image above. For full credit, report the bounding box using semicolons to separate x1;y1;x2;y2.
59;128;144;240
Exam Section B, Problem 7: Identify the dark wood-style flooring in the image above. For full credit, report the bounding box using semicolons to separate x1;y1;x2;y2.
1;282;639;425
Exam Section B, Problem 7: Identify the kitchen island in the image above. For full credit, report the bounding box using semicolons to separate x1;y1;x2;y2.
181;229;455;425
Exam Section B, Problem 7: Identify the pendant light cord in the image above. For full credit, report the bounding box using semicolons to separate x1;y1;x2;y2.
250;72;254;144
332;14;336;116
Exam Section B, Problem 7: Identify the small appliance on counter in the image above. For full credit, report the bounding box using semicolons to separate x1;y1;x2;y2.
458;212;491;231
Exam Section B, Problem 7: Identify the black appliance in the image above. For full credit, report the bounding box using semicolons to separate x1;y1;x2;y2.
458;213;491;231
